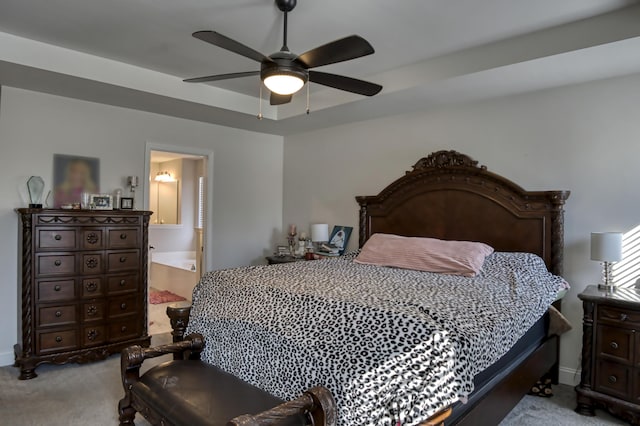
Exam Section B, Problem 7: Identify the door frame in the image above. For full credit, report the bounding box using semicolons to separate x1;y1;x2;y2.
144;141;214;272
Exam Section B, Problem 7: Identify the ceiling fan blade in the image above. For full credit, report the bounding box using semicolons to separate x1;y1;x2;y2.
309;71;382;96
270;93;292;105
183;71;260;83
192;31;273;63
296;35;374;69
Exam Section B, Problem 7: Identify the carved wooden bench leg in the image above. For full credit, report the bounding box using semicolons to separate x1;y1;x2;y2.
166;301;192;342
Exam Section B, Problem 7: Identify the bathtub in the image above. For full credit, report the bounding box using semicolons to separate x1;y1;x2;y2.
150;251;199;301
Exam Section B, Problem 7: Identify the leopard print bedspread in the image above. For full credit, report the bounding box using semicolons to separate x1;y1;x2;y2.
186;252;565;425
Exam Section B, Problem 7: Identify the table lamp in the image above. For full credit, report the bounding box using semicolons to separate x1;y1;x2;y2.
311;224;329;244
591;232;623;292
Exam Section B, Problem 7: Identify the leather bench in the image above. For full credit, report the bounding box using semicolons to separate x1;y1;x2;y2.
118;333;336;426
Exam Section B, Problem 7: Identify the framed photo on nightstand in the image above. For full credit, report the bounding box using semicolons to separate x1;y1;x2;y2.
329;226;353;255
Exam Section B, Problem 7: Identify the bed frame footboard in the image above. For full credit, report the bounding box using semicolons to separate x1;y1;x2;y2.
451;335;558;425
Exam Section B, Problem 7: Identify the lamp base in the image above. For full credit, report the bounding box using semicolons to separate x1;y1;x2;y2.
597;261;617;292
28;204;43;209
598;283;616;292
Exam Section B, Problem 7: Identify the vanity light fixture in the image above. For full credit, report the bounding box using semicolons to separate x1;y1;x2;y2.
154;171;175;183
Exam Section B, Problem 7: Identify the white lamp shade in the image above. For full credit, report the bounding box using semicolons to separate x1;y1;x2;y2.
311;224;329;242
591;232;623;262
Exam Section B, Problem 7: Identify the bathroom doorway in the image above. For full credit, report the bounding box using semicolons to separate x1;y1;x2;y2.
143;142;213;335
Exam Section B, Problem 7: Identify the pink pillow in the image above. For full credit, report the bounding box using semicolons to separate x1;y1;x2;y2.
354;234;494;277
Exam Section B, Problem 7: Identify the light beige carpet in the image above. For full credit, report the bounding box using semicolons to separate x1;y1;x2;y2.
0;336;629;426
0;334;171;426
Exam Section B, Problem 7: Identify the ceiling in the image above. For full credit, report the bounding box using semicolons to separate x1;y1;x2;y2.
0;0;639;135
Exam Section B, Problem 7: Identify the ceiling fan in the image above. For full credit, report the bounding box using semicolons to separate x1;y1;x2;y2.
184;0;382;106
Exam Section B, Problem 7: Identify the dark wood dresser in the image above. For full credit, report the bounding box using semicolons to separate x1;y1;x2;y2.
14;209;152;379
576;285;640;424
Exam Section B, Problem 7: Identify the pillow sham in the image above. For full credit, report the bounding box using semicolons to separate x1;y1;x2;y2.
354;233;494;276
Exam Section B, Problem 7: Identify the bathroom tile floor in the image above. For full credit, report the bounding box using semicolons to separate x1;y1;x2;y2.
148;287;174;335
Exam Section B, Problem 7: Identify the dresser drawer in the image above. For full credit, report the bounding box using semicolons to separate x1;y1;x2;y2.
634;370;640;404
597;325;634;365
37;254;76;276
37;305;77;328
37;329;78;354
108;295;138;318
81;229;104;250
81;253;104;275
82;325;106;347
598;305;640;328
107;274;138;294
37;279;76;301
81;278;102;298
108;251;139;272
595;360;633;401
107;228;139;249
109;319;140;342
37;229;76;250
83;301;105;322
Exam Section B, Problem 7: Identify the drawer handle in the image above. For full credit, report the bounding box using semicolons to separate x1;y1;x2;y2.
87;305;98;316
54;234;62;241
54;285;61;292
620;314;628;321
120;303;127;310
609;375;618;384
55;311;62;318
55;336;62;343
87;329;99;341
119;279;126;287
120;233;127;240
85;281;97;292
121;326;127;332
611;341;619;350
120;256;127;263
54;260;62;267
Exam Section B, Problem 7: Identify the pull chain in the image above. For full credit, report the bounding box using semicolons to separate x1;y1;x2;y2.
257;83;263;120
306;82;310;115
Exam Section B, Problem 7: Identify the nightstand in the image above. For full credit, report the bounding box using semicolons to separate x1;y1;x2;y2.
576;285;640;424
265;255;304;265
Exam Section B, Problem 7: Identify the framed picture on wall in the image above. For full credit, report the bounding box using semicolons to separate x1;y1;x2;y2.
53;154;100;208
329;226;353;255
120;197;134;210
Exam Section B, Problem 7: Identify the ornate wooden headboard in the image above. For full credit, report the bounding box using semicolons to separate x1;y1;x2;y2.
356;151;570;275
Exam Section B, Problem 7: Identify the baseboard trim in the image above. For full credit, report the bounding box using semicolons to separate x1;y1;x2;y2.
0;350;15;367
559;366;581;386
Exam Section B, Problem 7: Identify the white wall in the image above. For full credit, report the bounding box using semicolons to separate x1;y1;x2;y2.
0;87;283;365
283;72;640;385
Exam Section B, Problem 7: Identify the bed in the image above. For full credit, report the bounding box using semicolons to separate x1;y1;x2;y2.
186;150;570;426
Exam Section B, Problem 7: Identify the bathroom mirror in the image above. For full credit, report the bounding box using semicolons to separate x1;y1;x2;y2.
150;179;180;225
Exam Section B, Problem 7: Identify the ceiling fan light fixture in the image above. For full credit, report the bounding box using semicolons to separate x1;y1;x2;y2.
263;74;304;95
262;69;307;95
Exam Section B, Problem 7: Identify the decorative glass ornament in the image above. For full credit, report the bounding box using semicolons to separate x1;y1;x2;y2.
27;176;45;208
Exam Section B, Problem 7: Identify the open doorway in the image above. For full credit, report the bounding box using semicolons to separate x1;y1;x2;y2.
143;143;213;335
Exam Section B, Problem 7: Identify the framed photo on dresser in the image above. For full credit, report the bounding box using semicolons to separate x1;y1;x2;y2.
120;197;134;210
89;194;113;210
